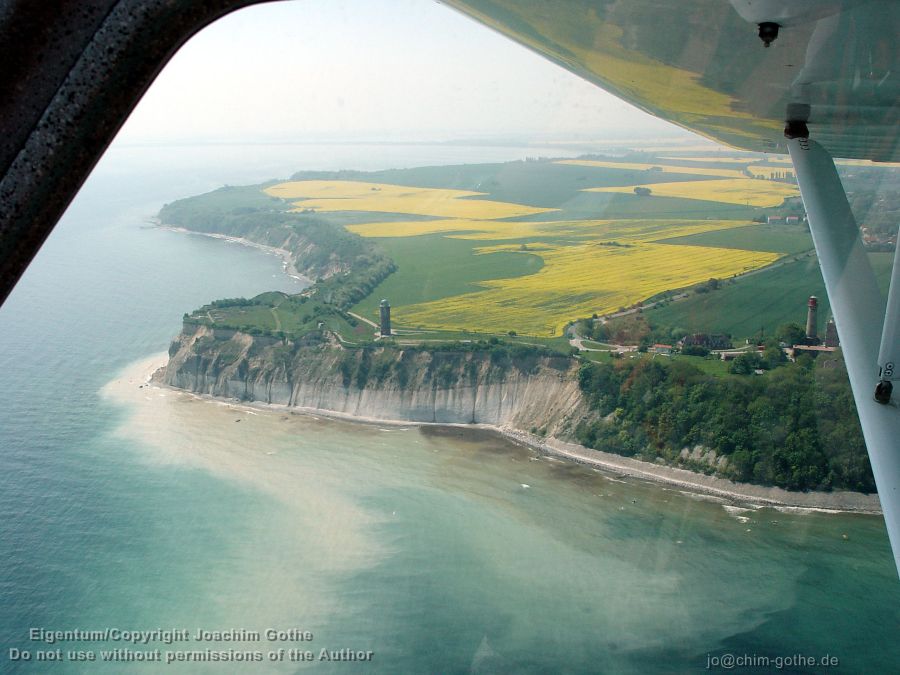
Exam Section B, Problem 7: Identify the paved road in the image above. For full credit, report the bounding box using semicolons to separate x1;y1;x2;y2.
347;311;378;328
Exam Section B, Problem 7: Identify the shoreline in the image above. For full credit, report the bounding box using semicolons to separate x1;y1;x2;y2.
154;221;311;284
130;354;882;515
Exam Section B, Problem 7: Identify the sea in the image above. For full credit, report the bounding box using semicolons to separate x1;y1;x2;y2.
0;141;898;674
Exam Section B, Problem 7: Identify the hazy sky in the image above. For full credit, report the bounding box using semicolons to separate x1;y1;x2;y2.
118;0;691;144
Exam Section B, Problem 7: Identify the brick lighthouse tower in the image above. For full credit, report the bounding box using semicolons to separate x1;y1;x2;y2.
379;299;391;337
805;296;819;342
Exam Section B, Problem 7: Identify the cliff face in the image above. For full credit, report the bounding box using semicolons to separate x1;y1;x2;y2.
161;326;586;436
222;222;349;282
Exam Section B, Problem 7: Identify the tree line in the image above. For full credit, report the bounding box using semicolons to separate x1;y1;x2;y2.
575;353;874;492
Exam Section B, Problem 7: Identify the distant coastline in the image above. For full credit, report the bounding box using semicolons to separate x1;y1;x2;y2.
121;354;881;515
154;221;311;284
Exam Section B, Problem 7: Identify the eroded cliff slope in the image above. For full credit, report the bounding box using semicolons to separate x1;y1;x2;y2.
161;325;587;435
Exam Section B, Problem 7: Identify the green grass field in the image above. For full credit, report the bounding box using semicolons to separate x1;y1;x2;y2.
516;191;761;222
195;293;366;342
645;252;894;340
580;351;609;363
208;304;279;330
355;160;743;208
672;354;733;376
352;234;544;322
658;223;813;254
337;160;765;221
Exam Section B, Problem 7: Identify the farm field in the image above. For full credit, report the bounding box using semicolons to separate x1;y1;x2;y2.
347;217;753;241
659;223;813;255
349;216;784;336
171;149;900;347
645;252;894;340
317;160;769;220
585;178;798;207
352;234;543;321
666;156;760;164
210;153;824;337
285;160;750;209
265;179;554;219
316;155;808;335
555;159;747;178
518;191;759;221
391;240;777;335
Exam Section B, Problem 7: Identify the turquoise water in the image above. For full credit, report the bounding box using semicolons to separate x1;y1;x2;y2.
1;143;898;674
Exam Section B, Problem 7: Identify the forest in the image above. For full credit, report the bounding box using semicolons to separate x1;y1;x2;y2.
575;353;874;492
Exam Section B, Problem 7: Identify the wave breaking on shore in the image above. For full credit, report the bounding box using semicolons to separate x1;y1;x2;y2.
108;354;882;515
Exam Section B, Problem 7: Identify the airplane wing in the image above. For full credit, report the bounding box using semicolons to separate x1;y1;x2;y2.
443;0;899;162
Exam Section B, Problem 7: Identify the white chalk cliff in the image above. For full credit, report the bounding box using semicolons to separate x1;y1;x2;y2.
161;325;587;436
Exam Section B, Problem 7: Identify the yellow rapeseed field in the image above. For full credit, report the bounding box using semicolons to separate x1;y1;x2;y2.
395;241;779;336
346;215;780;335
344;219;554;239
449;219;759;243
586;178;798;207
265;180;553;220
267;177;791;336
348;218;755;242
556;159;747;179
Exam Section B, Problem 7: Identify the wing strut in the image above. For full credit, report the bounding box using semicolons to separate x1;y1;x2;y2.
876;233;900;403
787;130;900;576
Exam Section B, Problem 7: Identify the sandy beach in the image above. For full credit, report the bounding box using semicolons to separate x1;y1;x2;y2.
502;430;882;514
117;354;884;515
